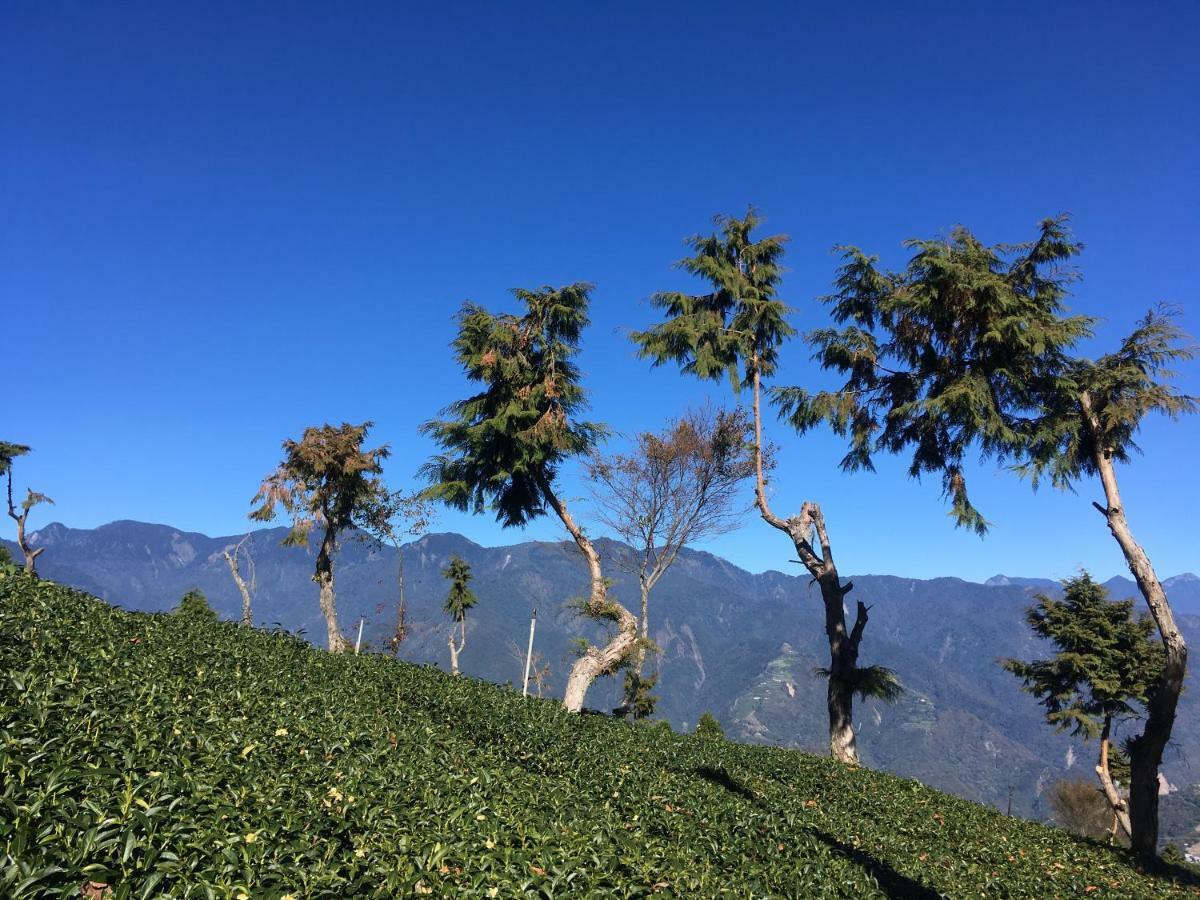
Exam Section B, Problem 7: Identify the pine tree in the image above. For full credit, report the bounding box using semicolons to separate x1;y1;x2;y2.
441;554;477;676
1003;573;1163;841
783;215;1196;855
251;422;390;653
632;210;899;765
422;284;631;712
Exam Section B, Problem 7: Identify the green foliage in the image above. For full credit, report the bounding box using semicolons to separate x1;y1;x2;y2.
2;579;1196;897
695;712;725;740
441;554;478;623
1019;306;1198;491
814;665;905;703
1002;573;1163;740
773;216;1094;534
250;421;390;547
0;544;11;567
621;671;659;719
0;441;30;476
631;208;795;391
172;587;218;621
421;284;606;527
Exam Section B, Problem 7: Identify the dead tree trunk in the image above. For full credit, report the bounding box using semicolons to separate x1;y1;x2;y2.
222;536;255;627
751;362;864;764
315;526;348;653
1084;393;1186;858
448;617;466;675
6;474;47;578
1096;714;1132;841
540;475;639;713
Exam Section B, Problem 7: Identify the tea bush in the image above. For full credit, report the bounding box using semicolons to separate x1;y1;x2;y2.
2;574;1195;897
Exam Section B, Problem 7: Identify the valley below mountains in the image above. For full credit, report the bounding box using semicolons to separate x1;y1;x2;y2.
12;519;1200;835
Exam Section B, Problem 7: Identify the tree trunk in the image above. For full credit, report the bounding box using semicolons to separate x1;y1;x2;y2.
615;580;655;716
750;362;864;764
6;475;42;578
447;619;464;676
390;548;408;654
1096;715;1132;841
223;545;254;627
1084;394;1186;858
315;527;348;653
540;475;639;713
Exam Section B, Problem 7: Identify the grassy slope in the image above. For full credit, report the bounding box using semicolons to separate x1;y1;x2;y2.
1;576;1195;899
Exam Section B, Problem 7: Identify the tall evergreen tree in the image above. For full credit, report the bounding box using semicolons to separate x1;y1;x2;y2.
780;215;1196;855
441;554;477;676
1003;573;1163;841
632;210;899;764
251;422;390;653
422;284;630;712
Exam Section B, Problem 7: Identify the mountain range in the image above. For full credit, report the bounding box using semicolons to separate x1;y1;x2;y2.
8;519;1200;836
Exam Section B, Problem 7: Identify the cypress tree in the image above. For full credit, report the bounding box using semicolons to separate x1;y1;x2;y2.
781;215;1196;855
1003;573;1163;841
422;284;633;712
633;210;900;765
441;554;477;676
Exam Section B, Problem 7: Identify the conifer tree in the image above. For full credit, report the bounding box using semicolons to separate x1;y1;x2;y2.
441;554;477;675
1;441;54;577
251;422;390;653
422;284;631;712
632;210;899;764
1003;573;1163;841
782;215;1196;855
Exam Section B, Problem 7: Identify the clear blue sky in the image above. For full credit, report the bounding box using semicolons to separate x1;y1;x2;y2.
3;1;1197;582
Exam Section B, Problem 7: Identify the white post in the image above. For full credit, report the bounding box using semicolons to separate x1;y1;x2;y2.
355;617;365;655
522;610;537;697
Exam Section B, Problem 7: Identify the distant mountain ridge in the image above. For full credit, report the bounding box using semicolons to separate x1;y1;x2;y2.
8;519;1200;830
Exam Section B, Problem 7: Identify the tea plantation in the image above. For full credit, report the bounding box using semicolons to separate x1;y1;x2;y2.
2;575;1196;898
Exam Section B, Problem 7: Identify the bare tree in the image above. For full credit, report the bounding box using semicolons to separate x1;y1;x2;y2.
507;638;551;697
222;534;257;626
366;490;433;654
587;406;755;716
2;442;54;577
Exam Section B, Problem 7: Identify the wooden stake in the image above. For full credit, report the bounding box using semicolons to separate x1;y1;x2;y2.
522;610;537;697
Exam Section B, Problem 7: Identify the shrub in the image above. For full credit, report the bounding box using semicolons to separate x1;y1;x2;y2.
172;586;218;620
1;578;1196;897
696;712;725;740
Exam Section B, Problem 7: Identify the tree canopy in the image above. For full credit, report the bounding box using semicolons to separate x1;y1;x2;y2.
632;208;794;390
441;554;477;623
1003;573;1163;740
250;421;390;545
773;216;1093;533
422;284;605;527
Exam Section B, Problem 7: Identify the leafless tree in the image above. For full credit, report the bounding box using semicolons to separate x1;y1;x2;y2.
507;639;551;697
222;534;256;626
364;489;434;654
587;406;755;715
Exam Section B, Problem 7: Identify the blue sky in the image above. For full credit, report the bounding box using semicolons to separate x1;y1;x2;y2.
3;1;1197;582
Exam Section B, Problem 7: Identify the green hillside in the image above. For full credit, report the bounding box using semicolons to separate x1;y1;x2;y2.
2;575;1195;898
